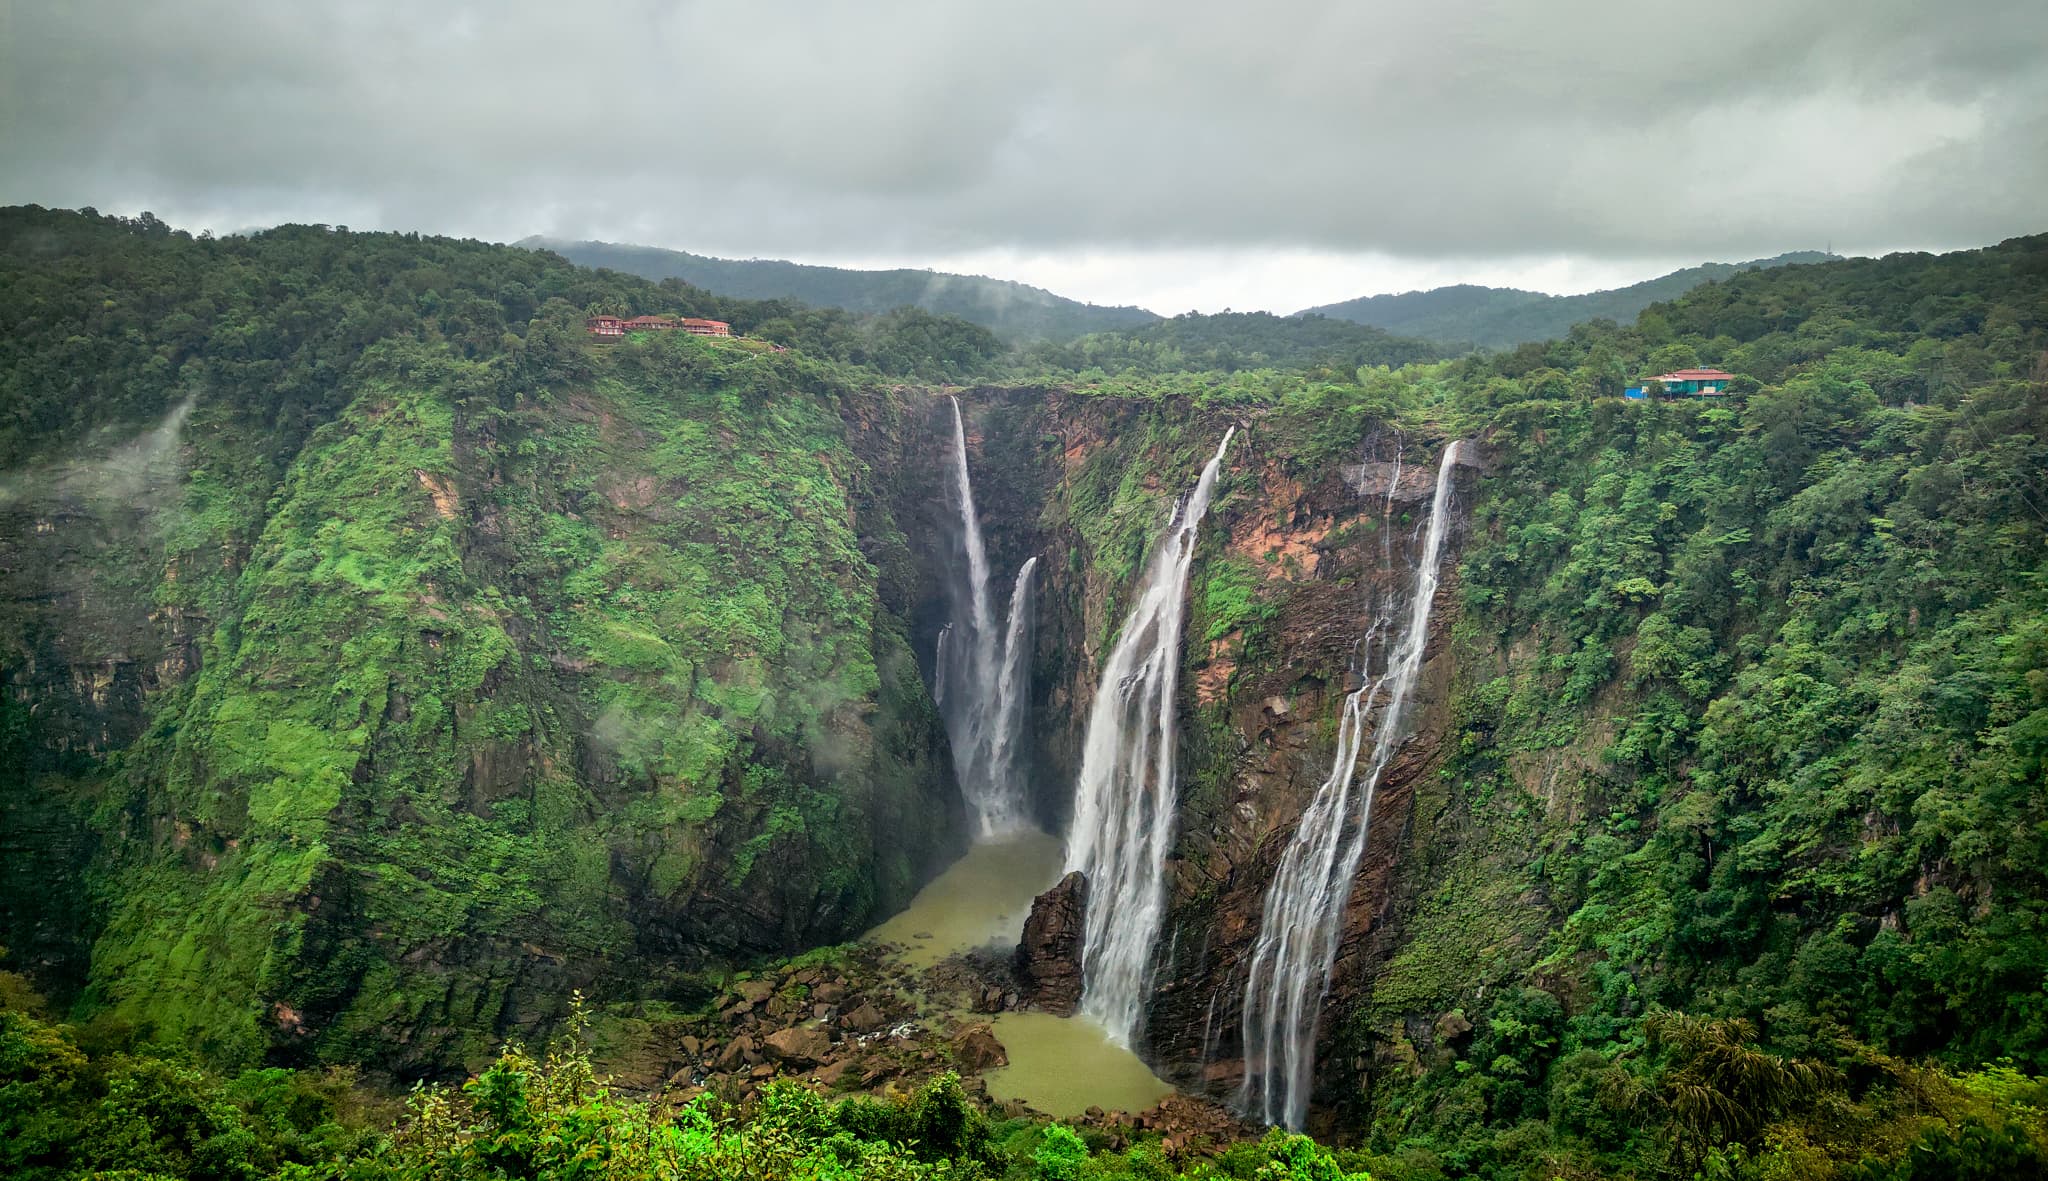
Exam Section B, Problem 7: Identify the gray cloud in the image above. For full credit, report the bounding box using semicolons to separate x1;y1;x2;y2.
2;0;2044;266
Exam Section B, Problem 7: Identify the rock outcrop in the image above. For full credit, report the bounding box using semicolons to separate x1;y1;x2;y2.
762;1025;832;1068
950;1023;1008;1071
1016;870;1088;1015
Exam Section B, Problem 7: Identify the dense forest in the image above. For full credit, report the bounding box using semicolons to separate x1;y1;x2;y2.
2;206;2045;1180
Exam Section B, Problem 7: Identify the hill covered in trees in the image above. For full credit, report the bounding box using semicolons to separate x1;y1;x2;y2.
2;206;2046;1180
522;237;1161;344
1302;250;1837;350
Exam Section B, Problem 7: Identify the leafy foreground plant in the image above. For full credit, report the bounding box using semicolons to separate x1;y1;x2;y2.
2;986;1371;1181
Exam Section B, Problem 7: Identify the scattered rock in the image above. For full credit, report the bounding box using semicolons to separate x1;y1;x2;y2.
735;979;776;1006
750;1063;776;1080
814;981;848;1005
950;1024;1008;1072
679;1034;701;1058
1017;871;1088;1015
763;1025;833;1068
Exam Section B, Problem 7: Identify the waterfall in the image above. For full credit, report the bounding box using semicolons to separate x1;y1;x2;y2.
1239;441;1462;1129
936;397;1037;838
1066;428;1236;1046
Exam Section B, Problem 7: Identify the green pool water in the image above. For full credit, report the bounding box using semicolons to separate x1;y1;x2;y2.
863;829;1064;969
861;831;1178;1118
982;1010;1176;1118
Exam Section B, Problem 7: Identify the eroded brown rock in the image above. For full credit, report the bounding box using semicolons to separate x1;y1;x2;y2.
762;1025;833;1067
841;1001;889;1034
1016;870;1087;1015
949;1023;1008;1072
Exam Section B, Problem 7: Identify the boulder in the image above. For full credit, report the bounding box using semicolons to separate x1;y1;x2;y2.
679;1034;702;1058
813;981;848;1005
1434;1009;1474;1046
762;1024;833;1068
714;1035;754;1072
1016;871;1088;1015
734;979;776;1006
950;1024;1008;1072
842;1001;889;1034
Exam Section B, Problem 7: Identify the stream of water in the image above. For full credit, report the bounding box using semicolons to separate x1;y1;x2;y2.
1065;429;1236;1047
936;397;1038;837
1238;441;1461;1129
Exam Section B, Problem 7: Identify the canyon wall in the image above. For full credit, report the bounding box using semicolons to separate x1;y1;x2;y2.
939;391;1479;1127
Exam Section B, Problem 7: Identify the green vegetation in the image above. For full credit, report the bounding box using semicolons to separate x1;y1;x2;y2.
1024;312;1441;381
2;980;1380;1181
1311;234;2048;1176
6;203;2047;1179
1;207;966;1072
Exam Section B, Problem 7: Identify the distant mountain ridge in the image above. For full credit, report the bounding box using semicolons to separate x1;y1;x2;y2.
1302;251;1838;350
519;237;1160;343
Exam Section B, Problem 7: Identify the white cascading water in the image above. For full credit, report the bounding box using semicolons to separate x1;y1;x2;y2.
1067;428;1236;1045
1239;440;1462;1129
935;397;1038;837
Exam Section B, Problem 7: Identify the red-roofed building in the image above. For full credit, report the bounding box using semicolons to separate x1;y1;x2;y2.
588;313;732;338
1647;368;1735;396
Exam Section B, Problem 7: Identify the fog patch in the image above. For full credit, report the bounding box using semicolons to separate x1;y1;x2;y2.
0;396;197;518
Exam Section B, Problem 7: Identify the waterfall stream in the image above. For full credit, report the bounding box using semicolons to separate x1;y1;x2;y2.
1239;441;1462;1129
1066;428;1236;1046
936;397;1038;837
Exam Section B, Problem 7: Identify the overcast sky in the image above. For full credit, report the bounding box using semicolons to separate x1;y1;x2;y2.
4;0;2045;313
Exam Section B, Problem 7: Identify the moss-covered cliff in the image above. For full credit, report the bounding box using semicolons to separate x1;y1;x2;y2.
1;209;973;1073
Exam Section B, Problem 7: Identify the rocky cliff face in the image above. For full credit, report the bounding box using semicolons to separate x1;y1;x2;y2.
941;392;1473;1123
5;371;1471;1102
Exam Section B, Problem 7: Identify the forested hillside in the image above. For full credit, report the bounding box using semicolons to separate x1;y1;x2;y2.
1020;310;1444;380
1338;234;2048;1175
1304;251;1837;350
524;237;1161;343
2;208;2045;1180
0;206;1001;1071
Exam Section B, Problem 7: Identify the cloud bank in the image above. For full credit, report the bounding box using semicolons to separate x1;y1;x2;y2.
3;0;2043;306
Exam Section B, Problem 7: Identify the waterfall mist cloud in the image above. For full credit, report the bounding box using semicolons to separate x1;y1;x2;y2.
3;0;2044;309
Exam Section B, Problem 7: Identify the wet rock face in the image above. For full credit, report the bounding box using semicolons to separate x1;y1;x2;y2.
1016;871;1088;1015
1011;426;1469;1119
